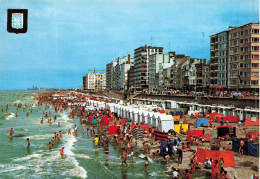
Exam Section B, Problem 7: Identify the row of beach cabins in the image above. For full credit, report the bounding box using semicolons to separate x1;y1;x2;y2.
78;97;259;132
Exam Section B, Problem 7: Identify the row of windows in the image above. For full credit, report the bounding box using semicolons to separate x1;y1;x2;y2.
230;29;259;39
232;80;259;85
240;46;259;52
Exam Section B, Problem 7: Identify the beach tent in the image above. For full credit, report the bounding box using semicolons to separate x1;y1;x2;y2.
152;113;160;129
217;126;236;137
165;100;177;109
197;147;235;167
174;124;189;133
97;102;105;109
196;119;208;128
124;107;129;119
102;116;109;125
216;116;238;123
130;124;149;133
246;132;259;139
88;116;93;123
176;112;183;117
141;111;149;124
172;116;180;124
131;109;139;123
114;104;119;116
137;110;144;124
147;112;154;127
245;117;260;126
107;103;115;113
186;130;204;141
122;106;128;118
92;118;97;124
159;140;177;156
157;114;174;132
93;101;99;107
109;126;119;134
232;138;259;157
154;131;168;141
120;106;125;118
128;108;134;121
126;108;132;120
132;127;145;139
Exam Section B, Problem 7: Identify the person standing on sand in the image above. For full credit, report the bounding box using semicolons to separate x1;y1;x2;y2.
239;138;244;158
185;169;191;179
121;148;129;168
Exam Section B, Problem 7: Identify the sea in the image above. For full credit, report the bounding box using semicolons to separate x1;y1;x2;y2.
0;91;169;179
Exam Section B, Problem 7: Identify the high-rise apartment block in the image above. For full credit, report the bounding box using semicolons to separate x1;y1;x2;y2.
210;22;259;90
228;23;259;90
133;45;163;91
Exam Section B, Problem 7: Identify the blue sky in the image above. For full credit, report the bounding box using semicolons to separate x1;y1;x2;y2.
0;0;258;89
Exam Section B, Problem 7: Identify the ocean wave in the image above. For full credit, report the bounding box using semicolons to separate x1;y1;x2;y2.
12;154;44;162
138;154;153;163
0;164;26;173
61;112;87;179
75;154;90;159
26;134;53;140
6;113;15;120
13;100;22;104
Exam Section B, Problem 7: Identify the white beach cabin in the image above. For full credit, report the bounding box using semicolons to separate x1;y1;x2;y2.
157;114;174;132
141;111;149;124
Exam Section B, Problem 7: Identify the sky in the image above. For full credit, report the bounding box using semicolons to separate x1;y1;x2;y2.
0;0;258;89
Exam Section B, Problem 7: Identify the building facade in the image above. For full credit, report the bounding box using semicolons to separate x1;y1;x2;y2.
170;54;186;89
209;34;218;87
106;61;117;90
148;53;174;92
228;23;259;90
133;45;163;91
83;73;106;90
217;31;229;88
202;63;210;90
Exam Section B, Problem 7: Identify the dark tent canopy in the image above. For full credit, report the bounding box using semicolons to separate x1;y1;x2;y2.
217;126;236;137
232;138;259;157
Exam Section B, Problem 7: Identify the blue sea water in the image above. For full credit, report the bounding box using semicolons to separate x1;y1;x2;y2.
0;91;169;179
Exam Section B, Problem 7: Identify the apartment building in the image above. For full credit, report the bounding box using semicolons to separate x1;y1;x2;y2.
133;45;163;91
83;73;106;90
209;34;218;87
170;54;186;89
202;63;210;90
228;23;259;90
106;61;117;90
148;53;174;92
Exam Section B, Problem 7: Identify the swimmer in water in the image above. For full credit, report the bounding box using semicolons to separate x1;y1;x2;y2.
49;142;52;151
68;128;71;135
51;137;55;146
27;138;30;149
60;147;64;156
59;131;62;138
8;128;14;137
